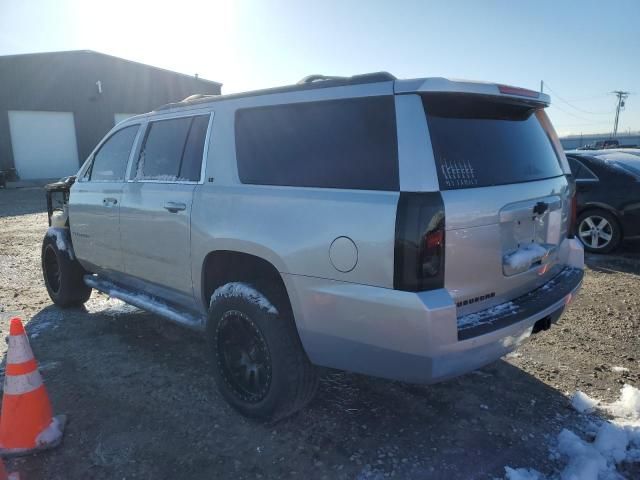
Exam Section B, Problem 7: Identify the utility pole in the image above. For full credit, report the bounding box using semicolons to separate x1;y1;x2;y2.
612;90;630;138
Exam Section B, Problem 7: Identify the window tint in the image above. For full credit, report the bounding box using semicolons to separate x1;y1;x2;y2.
90;126;138;181
180;115;209;181
567;157;582;176
422;94;564;190
235;97;398;190
135;115;209;181
568;157;598;180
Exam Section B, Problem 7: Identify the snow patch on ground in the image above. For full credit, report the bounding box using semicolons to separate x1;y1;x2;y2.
504;466;544;480
46;227;75;260
36;415;66;447
611;366;629;373
607;384;640;420
571;391;599;413
505;384;640;479
503;244;548;270
85;295;141;317
28;310;63;338
210;282;278;314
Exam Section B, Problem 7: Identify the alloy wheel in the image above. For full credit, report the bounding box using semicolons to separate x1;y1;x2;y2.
578;215;613;250
216;310;272;403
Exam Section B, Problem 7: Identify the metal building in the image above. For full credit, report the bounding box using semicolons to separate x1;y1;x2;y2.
559;132;640;150
0;50;221;180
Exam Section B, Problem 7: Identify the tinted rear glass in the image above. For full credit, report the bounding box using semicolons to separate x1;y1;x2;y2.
235;97;398;190
610;159;640;177
422;94;563;190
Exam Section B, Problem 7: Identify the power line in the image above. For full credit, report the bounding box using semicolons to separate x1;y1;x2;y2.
548;102;612;125
543;82;615;115
561;93;611;102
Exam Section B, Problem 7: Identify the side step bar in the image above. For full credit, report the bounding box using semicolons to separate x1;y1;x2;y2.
84;275;205;331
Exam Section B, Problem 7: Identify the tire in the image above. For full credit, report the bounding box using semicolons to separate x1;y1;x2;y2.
207;282;318;421
576;209;622;254
41;232;92;307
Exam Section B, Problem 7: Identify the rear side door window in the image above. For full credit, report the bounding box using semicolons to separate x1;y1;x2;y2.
89;125;139;181
134;114;209;182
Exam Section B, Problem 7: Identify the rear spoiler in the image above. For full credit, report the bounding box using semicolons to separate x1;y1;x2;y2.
395;77;550;106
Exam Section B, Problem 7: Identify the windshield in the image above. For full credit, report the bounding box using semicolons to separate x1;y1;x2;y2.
422;94;564;190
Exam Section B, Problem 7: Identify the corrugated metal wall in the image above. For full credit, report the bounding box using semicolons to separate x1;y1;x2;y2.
0;51;221;178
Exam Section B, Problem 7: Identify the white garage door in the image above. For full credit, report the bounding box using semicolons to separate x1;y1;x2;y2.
8;110;80;180
114;113;138;125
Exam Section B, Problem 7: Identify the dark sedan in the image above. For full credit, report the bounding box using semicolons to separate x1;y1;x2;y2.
566;150;640;253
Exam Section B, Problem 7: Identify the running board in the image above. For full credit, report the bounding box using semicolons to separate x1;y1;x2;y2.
84;275;204;331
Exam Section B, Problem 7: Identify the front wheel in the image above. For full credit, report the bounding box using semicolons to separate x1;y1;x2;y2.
577;209;622;254
41;232;91;307
207;282;318;421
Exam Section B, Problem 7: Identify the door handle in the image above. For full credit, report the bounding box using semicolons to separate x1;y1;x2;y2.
103;197;118;207
164;201;186;213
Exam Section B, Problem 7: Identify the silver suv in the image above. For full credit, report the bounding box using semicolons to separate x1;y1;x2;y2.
41;73;584;420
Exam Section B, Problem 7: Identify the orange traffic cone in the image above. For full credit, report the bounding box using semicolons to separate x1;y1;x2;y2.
0;318;66;457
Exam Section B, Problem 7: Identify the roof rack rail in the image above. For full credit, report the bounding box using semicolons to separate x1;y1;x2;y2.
154;93;218;111
297;72;395;85
152;71;396;111
297;74;347;84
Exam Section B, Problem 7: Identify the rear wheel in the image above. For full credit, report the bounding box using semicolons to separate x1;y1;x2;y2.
207;282;318;420
41;233;91;307
577;209;621;253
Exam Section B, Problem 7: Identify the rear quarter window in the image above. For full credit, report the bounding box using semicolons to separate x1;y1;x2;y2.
234;96;399;191
422;94;564;190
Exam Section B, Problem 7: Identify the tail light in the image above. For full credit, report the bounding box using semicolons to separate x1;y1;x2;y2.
394;193;445;291
568;180;577;238
498;84;540;99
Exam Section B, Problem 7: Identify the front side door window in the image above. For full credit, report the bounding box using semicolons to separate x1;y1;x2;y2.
90;125;139;181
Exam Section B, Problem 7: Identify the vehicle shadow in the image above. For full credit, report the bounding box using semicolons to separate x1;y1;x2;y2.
0;187;48;217
4;303;583;480
585;239;640;276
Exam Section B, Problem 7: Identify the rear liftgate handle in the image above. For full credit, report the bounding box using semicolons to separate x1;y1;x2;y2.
164;201;186;213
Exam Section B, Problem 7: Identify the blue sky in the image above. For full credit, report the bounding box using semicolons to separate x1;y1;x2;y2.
1;0;638;136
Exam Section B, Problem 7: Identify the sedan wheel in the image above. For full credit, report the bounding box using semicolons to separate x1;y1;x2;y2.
576;209;621;253
578;215;613;250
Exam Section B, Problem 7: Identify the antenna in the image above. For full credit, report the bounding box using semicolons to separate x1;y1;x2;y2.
612;90;630;138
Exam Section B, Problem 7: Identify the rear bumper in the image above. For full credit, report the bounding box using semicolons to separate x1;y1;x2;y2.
427;269;581;383
285;239;584;384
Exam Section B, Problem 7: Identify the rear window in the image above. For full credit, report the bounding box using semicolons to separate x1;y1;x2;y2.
609;159;640;178
235;97;398;190
422;94;564;190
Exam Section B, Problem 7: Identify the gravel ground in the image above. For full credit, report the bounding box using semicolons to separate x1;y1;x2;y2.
0;187;638;479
